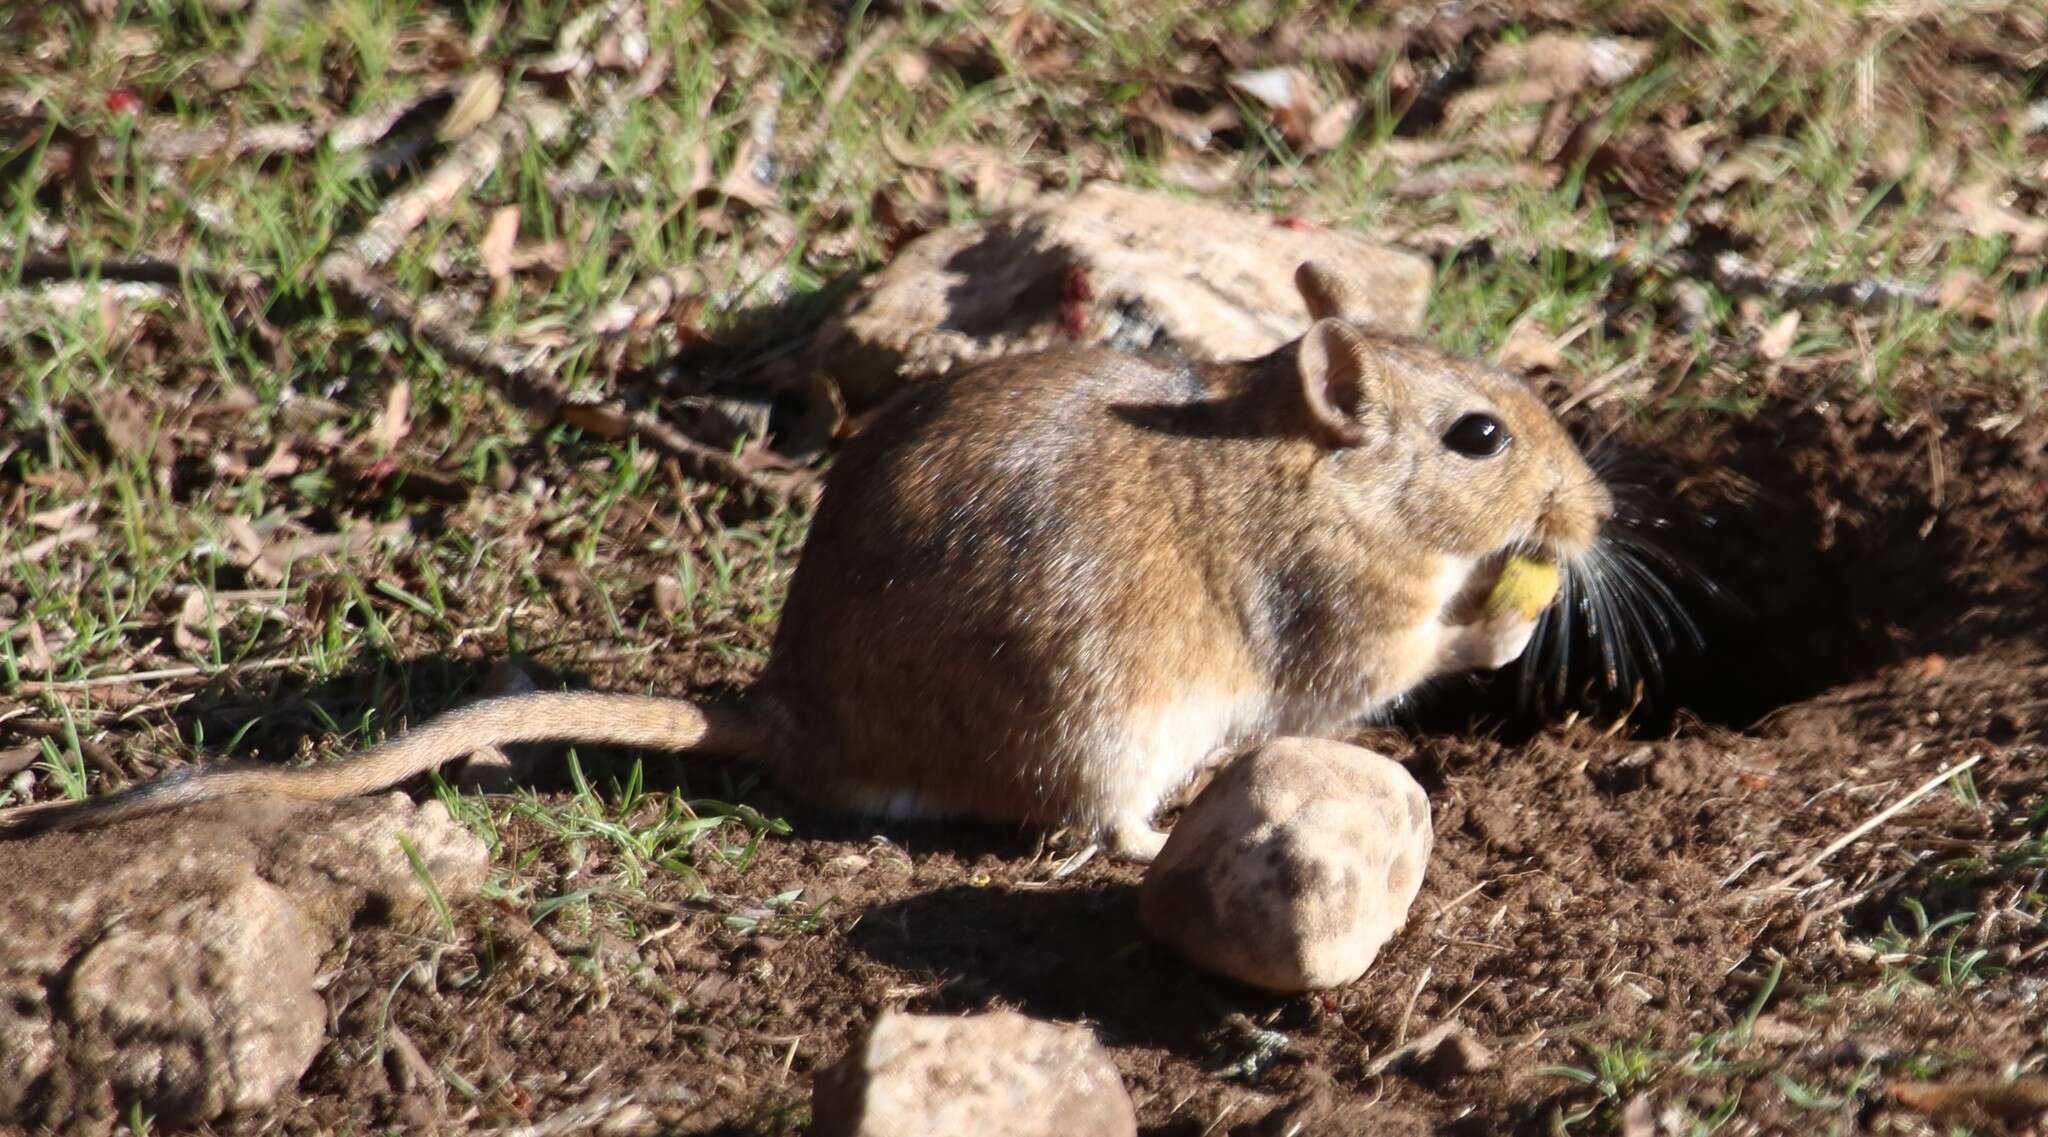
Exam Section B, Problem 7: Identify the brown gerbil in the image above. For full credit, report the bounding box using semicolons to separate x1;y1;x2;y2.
0;262;1611;861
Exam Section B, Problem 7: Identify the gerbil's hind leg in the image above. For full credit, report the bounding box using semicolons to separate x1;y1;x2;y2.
1093;729;1246;864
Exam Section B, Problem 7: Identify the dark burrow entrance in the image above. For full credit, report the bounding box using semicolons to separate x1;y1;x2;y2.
1405;393;2048;741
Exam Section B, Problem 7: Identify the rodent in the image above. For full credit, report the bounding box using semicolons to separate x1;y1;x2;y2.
0;262;1613;861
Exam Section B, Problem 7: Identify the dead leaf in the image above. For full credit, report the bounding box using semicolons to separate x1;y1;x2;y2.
1619;1094;1655;1137
19;619;52;671
94;389;165;466
1159;153;1241;194
1369;138;1469;171
0;747;39;780
372;380;412;454
1476;33;1653;91
479;205;520;301
27;502;87;531
0;524;98;570
436;69;504;142
997;7;1073;75
264;519;415;576
258;443;302;479
1227;66;1344;155
888;48;929;88
1127;89;1239;152
880;132;1038;212
1497;319;1567;372
173;590;214;657
715;79;785;213
560;402;635;440
1449;34;1653;125
1756;310;1801;361
1305;97;1359;154
1739;1013;1810;1046
585;268;700;339
1225;65;1303;109
222;515;267;562
593;23;648;73
1947;181;2048;253
1661;123;1714;175
2015;283;2048;324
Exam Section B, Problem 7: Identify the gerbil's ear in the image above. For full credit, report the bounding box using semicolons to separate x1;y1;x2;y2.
1296;319;1401;449
1295;262;1375;324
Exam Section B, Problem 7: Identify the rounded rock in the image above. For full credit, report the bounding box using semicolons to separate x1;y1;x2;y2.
1139;738;1432;992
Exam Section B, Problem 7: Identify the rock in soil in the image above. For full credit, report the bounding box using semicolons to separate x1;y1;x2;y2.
0;793;488;1134
812;1009;1137;1137
1140;737;1432;992
813;182;1433;406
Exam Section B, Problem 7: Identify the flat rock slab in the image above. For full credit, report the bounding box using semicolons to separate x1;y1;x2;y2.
0;793;487;1134
813;1009;1137;1137
815;182;1434;405
1141;737;1433;992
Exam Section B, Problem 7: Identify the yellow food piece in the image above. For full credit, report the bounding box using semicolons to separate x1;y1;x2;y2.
1485;555;1561;621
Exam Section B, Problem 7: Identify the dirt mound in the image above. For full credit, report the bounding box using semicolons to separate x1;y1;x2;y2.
2;796;488;1134
195;397;2048;1136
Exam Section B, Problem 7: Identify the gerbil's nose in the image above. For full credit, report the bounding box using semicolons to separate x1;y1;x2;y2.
1541;474;1613;552
1588;479;1616;527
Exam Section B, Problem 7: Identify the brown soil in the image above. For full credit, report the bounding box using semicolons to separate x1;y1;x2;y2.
202;393;2048;1137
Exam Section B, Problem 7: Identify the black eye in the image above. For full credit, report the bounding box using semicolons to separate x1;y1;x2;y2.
1442;413;1511;458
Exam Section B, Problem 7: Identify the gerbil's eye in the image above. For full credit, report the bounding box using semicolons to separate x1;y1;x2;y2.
1442;413;1511;458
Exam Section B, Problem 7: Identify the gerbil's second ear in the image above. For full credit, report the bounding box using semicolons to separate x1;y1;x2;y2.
1296;319;1401;449
1295;261;1375;323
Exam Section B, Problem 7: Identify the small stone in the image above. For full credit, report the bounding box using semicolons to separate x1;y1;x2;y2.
1830;1038;1891;1067
812;1009;1137;1137
1139;738;1432;992
1419;1029;1495;1082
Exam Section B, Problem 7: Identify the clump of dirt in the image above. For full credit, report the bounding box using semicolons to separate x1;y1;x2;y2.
225;396;2047;1136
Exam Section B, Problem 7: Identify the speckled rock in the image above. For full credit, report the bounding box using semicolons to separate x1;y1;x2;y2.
1140;738;1432;992
813;1009;1137;1137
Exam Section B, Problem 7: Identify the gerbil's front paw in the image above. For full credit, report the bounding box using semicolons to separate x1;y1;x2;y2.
1108;819;1170;864
1444;614;1538;672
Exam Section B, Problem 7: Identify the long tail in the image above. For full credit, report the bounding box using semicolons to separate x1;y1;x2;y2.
0;691;759;838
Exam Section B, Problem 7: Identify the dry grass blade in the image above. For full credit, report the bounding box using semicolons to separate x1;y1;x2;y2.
1755;754;1984;894
487;1087;699;1137
9;654;318;694
0;525;98;570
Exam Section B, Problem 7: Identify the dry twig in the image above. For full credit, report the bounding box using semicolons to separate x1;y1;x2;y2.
319;255;813;509
1396;225;1945;315
330;89;566;269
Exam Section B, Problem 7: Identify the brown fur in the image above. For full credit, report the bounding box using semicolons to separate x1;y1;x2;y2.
0;263;1611;860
